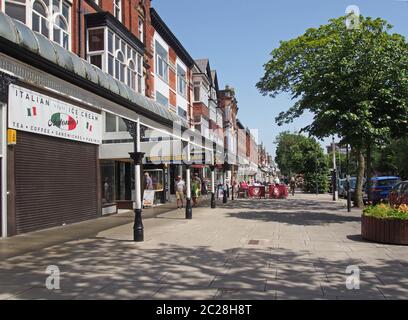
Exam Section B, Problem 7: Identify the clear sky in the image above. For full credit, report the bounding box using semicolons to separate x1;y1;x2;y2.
153;0;408;157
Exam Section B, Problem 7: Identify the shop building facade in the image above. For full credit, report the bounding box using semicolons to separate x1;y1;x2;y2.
0;1;275;238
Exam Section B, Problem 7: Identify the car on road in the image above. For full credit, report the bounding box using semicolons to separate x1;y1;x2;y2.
364;176;402;205
389;181;408;207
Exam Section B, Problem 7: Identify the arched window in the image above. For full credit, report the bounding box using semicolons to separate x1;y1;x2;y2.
127;60;136;91
115;51;125;82
53;14;69;49
32;0;49;37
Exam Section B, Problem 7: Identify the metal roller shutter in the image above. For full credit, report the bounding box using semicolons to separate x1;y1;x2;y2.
14;131;99;234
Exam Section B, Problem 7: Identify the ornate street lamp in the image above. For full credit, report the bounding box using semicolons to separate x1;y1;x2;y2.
124;118;145;242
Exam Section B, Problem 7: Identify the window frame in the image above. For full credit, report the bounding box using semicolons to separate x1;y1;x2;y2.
87;27;144;93
155;40;169;83
3;0;72;50
113;0;122;22
156;91;169;108
138;15;144;43
177;64;187;98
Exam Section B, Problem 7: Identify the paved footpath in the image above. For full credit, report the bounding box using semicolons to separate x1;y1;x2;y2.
1;193;408;300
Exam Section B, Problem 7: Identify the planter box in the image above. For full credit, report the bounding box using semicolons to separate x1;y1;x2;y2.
362;215;408;245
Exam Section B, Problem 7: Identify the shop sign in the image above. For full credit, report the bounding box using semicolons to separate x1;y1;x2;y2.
7;129;17;145
8;84;102;145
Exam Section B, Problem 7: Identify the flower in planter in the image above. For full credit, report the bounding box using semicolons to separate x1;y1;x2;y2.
363;204;408;220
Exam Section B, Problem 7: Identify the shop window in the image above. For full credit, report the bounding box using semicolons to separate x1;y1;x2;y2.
118;117;128;132
101;160;116;205
105;112;117;132
144;169;164;192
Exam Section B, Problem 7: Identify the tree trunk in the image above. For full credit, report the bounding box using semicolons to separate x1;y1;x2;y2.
354;147;365;208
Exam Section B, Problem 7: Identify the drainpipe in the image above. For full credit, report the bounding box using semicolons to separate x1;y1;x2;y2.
78;0;82;58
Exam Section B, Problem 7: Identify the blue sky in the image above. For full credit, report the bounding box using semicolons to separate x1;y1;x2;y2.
153;0;408;157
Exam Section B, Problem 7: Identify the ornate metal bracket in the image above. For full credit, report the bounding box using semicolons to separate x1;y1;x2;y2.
0;71;17;103
129;152;145;165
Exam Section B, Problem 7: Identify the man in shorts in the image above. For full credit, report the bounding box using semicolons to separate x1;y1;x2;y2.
175;176;186;209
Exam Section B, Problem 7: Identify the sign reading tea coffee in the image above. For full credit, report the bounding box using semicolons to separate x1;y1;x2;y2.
8;84;102;145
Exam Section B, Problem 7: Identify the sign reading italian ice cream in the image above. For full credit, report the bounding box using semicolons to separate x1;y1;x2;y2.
8;84;102;145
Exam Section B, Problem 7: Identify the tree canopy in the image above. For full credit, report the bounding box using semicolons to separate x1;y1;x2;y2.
275;132;328;193
258;15;408;206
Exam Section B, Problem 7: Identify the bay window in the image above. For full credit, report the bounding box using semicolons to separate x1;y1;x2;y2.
4;0;71;50
87;27;145;94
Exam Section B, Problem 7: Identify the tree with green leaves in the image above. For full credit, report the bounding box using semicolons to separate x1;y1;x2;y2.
275;132;328;193
257;16;408;207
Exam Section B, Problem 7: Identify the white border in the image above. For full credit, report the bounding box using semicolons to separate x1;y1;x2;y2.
1;102;7;238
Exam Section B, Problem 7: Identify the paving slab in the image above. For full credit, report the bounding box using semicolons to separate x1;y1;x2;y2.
2;194;408;300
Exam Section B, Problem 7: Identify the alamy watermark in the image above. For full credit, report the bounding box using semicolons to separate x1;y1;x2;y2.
45;265;61;290
345;265;360;290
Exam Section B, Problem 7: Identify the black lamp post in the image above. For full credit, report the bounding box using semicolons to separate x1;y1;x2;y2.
210;165;216;208
346;144;351;212
210;142;217;209
223;161;229;204
124;118;145;242
184;141;192;219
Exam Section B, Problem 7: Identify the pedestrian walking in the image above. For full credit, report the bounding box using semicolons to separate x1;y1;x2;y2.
290;176;296;196
144;172;153;190
192;174;201;207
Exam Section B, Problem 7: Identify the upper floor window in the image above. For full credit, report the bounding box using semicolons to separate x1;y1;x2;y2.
177;65;187;98
114;0;121;22
178;106;187;120
155;40;168;82
156;91;168;108
138;16;144;43
4;0;71;50
32;1;49;37
87;27;144;94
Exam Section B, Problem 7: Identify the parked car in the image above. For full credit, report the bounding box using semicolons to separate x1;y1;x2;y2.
364;176;402;205
389;181;408;207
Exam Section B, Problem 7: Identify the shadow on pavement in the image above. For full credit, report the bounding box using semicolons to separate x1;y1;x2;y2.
226;210;361;226
1;238;407;300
